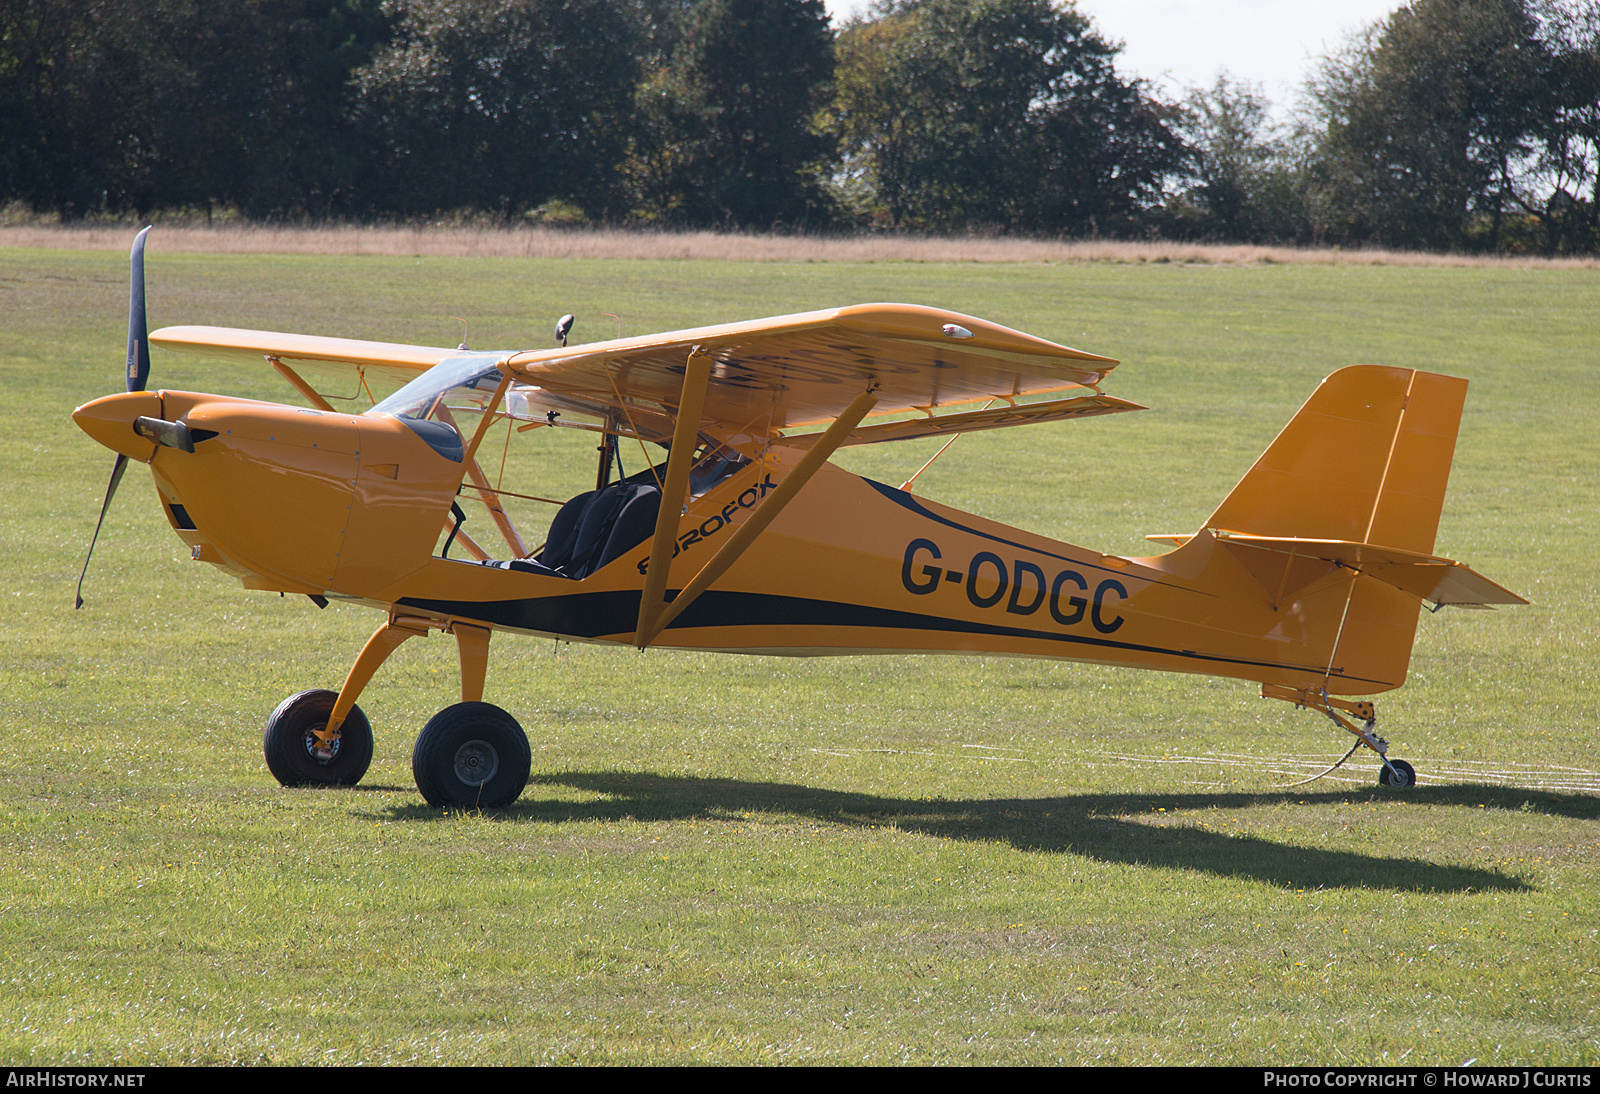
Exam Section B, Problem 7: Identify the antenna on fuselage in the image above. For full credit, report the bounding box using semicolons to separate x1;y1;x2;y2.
448;315;470;351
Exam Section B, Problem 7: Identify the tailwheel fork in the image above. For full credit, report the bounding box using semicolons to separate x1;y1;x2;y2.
1261;684;1417;788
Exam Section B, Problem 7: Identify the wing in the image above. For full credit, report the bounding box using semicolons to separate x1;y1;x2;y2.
153;306;1123;443
500;304;1120;445
151;325;458;406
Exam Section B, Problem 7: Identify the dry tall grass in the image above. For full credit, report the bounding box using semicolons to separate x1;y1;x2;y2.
4;222;1596;268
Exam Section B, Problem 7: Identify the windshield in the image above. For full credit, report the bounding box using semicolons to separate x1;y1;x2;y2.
368;353;507;421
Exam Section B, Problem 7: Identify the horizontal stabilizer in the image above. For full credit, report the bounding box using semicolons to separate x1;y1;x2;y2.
1213;533;1526;607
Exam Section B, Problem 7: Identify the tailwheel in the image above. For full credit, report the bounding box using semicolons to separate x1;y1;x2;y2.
1378;759;1417;788
1261;684;1419;789
263;689;373;787
412;701;530;809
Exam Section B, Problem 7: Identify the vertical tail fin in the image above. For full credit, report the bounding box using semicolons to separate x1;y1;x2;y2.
1206;365;1469;692
1207;365;1467;553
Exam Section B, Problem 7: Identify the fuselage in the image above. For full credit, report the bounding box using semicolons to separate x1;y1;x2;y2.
74;386;1399;697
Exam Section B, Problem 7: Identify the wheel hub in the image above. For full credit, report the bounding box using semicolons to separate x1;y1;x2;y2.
453;739;499;786
304;725;340;764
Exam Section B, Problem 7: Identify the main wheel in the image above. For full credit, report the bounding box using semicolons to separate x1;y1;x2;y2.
412;701;530;809
1378;758;1417;788
263;689;373;787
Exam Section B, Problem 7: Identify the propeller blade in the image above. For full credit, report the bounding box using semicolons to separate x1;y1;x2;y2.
126;226;151;392
79;227;152;607
75;453;129;609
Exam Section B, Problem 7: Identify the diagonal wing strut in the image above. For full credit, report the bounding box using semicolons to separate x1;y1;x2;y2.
635;348;880;648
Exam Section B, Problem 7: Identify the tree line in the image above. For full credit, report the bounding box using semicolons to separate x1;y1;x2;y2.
2;0;1596;252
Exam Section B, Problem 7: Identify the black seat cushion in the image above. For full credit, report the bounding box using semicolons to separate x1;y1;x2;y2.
538;489;596;572
571;484;661;578
537;483;664;579
591;486;661;575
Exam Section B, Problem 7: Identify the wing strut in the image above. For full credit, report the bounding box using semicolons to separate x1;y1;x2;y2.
636;347;715;645
637;383;881;649
900;398;994;492
434;375;529;559
462;457;529;558
266;355;337;412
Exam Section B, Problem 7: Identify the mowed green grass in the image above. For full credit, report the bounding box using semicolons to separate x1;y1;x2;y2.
1;247;1596;1064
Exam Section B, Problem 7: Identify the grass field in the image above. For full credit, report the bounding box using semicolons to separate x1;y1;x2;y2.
1;243;1596;1064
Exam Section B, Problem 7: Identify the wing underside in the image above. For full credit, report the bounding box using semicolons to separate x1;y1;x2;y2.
502;304;1121;443
783;393;1146;447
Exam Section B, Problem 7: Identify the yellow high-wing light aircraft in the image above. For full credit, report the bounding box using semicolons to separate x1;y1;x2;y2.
73;231;1524;808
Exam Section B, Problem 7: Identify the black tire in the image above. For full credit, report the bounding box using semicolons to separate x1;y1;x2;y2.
1378;758;1417;788
411;701;530;809
263;689;373;787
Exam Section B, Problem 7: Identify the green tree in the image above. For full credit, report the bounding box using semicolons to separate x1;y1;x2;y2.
1305;0;1556;250
351;0;637;219
625;0;835;227
174;0;392;218
0;0;156;217
0;0;390;219
1521;0;1600;250
829;0;1187;234
1175;75;1310;243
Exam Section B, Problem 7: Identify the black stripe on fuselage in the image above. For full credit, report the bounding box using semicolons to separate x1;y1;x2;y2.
395;588;1383;685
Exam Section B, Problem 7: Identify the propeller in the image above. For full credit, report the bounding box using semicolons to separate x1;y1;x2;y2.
125;225;151;392
75;226;151;609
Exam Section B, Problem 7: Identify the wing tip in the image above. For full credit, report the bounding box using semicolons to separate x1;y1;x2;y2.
832;303;1118;366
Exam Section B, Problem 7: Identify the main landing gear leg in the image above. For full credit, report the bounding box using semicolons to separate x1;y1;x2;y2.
453;622;489;703
328;617;432;737
1261;684;1417;789
411;621;531;810
263;613;530;808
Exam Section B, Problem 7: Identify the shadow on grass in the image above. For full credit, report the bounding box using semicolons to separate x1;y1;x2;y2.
376;773;1575;893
